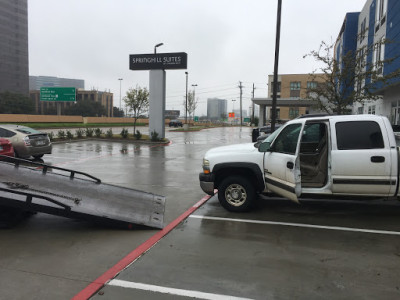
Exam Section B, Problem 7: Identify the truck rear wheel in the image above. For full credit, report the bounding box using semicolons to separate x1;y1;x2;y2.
218;175;256;212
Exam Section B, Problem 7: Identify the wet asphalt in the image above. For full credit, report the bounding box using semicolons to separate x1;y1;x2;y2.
1;126;400;300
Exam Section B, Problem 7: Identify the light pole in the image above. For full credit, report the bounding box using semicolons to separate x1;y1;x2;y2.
118;78;123;114
185;72;188;128
271;0;282;132
154;43;164;54
191;84;197;122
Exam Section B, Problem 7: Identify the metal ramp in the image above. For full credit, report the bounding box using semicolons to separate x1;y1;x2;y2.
0;156;165;229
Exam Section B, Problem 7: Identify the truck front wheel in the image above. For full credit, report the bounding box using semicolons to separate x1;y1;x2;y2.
218;175;256;212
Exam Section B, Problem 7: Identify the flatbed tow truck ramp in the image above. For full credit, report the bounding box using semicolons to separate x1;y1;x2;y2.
0;156;165;229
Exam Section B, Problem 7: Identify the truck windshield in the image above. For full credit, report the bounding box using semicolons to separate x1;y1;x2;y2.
264;126;284;144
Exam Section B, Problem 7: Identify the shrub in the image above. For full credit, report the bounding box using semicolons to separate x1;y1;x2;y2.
150;130;159;141
48;132;54;141
85;127;94;137
94;128;103;138
134;130;142;140
106;128;113;138
75;128;84;138
66;130;74;139
57;130;66;139
120;128;129;139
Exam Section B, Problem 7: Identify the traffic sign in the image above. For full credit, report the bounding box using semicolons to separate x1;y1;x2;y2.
40;87;76;102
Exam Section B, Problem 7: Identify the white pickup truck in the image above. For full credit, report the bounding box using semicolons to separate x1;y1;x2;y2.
199;114;400;211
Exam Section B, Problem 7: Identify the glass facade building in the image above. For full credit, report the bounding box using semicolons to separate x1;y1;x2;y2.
0;0;29;95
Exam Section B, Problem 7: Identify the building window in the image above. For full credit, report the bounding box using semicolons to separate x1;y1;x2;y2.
270;81;281;95
359;17;366;43
357;107;363;114
375;0;387;32
290;82;301;90
368;105;376;115
307;81;317;89
289;107;299;119
373;37;385;76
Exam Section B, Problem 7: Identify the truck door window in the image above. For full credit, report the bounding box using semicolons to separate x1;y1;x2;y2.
271;124;302;155
336;121;384;150
300;123;328;188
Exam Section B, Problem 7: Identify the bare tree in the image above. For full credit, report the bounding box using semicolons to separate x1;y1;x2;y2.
123;86;149;133
304;35;400;114
182;90;198;121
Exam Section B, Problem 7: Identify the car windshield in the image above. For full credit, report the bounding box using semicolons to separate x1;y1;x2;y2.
16;127;41;135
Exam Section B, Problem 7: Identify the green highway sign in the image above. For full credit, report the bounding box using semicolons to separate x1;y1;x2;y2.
244;117;251;122
40;87;76;102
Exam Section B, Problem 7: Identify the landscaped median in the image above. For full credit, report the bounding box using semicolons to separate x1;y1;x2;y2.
49;127;169;144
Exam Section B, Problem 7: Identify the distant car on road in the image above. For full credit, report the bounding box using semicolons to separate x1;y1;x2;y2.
0;138;14;158
169;120;183;127
0;125;52;159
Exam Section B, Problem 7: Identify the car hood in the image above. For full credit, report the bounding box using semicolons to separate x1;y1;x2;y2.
204;143;263;169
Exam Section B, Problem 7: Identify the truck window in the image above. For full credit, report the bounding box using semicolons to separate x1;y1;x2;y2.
336;121;384;150
271;123;302;155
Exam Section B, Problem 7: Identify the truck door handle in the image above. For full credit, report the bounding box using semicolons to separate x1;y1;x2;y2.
287;162;294;169
371;156;385;163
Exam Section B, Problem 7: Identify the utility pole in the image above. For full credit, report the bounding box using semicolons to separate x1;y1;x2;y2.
118;78;123;113
271;0;282;132
252;83;256;124
238;81;243;127
185;71;188;129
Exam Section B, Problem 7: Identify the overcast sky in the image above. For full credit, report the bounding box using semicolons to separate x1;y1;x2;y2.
28;0;367;116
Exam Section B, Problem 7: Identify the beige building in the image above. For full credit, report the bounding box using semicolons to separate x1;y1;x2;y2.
253;73;326;125
30;90;114;117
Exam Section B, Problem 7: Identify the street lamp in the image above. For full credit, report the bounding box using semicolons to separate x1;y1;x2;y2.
154;43;164;54
232;99;236;112
118;78;123;113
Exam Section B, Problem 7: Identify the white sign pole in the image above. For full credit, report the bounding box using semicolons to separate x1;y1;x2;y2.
149;69;166;139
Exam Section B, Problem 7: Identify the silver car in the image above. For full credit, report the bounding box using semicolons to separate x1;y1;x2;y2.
0;125;52;159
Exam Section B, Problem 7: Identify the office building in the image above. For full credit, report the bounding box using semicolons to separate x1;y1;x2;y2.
0;0;29;95
253;73;326;125
207;98;227;121
29;90;114;117
29;76;85;90
336;0;400;123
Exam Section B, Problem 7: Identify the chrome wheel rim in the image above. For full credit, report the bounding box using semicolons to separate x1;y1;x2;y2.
225;183;247;207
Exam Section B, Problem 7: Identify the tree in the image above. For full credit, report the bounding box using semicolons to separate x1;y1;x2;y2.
113;106;125;117
64;100;106;117
304;36;400;115
182;90;198;122
0;92;35;114
123;86;149;133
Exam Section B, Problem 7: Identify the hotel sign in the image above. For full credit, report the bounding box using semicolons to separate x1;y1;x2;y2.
129;52;187;70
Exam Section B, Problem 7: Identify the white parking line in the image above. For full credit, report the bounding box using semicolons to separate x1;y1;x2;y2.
108;279;254;300
189;215;400;236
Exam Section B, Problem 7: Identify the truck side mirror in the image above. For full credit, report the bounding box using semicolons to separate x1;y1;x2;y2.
258;141;272;152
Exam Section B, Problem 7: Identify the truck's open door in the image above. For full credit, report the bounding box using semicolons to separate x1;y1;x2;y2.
0;157;165;229
261;123;303;203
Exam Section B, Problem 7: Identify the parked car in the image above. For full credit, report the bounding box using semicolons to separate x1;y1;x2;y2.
0;138;14;158
252;124;282;143
169;119;183;127
0;125;52;159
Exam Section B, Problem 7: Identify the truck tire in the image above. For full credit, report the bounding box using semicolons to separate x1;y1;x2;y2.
218;175;256;212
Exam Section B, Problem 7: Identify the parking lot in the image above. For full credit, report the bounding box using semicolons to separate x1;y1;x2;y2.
1;126;400;300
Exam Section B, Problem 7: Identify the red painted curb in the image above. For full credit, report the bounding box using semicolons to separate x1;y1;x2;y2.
72;194;212;300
